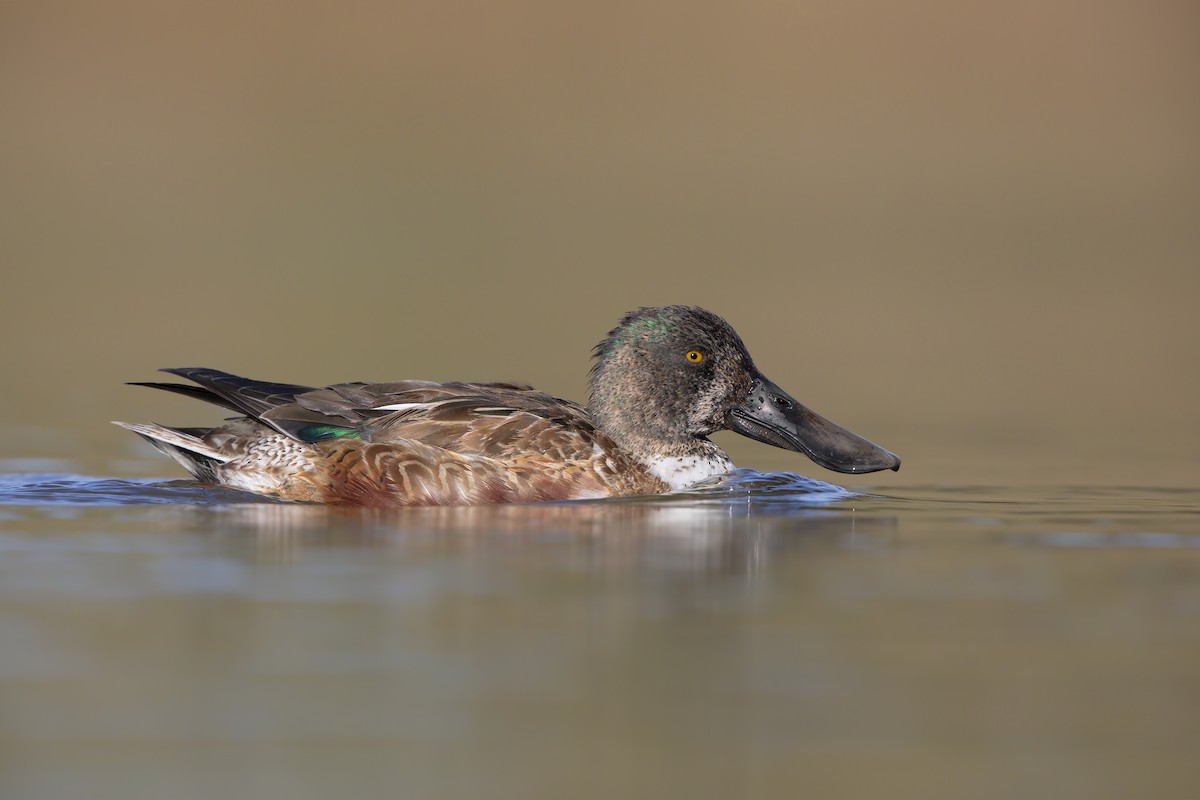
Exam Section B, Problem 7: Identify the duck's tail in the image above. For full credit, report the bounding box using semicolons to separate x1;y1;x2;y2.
112;421;230;482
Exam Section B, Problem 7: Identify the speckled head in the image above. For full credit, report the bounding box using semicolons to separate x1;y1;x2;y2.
589;306;757;449
588;305;901;475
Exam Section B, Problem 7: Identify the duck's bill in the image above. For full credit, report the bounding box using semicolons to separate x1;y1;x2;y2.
729;375;901;474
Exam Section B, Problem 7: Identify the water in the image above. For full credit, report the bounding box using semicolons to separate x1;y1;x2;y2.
1;468;1197;800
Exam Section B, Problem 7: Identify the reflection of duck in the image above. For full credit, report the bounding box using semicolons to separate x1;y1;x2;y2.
116;306;899;507
191;490;901;575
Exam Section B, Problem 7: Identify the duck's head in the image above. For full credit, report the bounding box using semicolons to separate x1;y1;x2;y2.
588;305;900;474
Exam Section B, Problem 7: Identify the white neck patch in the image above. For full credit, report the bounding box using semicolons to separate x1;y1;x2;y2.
645;452;734;491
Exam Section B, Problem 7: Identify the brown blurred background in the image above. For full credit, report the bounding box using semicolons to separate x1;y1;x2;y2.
1;1;1197;486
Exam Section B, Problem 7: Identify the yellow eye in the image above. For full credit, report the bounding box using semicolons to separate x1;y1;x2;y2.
686;350;704;363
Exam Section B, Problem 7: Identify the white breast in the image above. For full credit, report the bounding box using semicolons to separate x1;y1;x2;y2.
645;453;734;491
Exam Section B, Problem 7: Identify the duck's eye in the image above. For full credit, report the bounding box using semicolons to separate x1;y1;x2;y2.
685;350;704;363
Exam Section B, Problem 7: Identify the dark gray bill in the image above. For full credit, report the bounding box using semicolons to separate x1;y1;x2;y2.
728;375;901;474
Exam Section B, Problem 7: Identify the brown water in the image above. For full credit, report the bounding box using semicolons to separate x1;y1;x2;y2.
1;461;1198;800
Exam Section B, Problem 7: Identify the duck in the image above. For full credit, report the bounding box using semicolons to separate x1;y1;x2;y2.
115;305;899;507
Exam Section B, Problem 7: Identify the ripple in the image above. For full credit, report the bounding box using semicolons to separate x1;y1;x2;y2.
0;469;853;511
0;473;272;507
653;468;855;508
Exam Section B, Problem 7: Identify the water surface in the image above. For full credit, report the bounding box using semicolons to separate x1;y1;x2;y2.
1;468;1197;800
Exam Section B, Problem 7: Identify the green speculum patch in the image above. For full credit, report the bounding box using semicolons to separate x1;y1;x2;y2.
297;424;362;442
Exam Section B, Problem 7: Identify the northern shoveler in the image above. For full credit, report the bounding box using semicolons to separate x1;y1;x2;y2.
116;305;899;506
